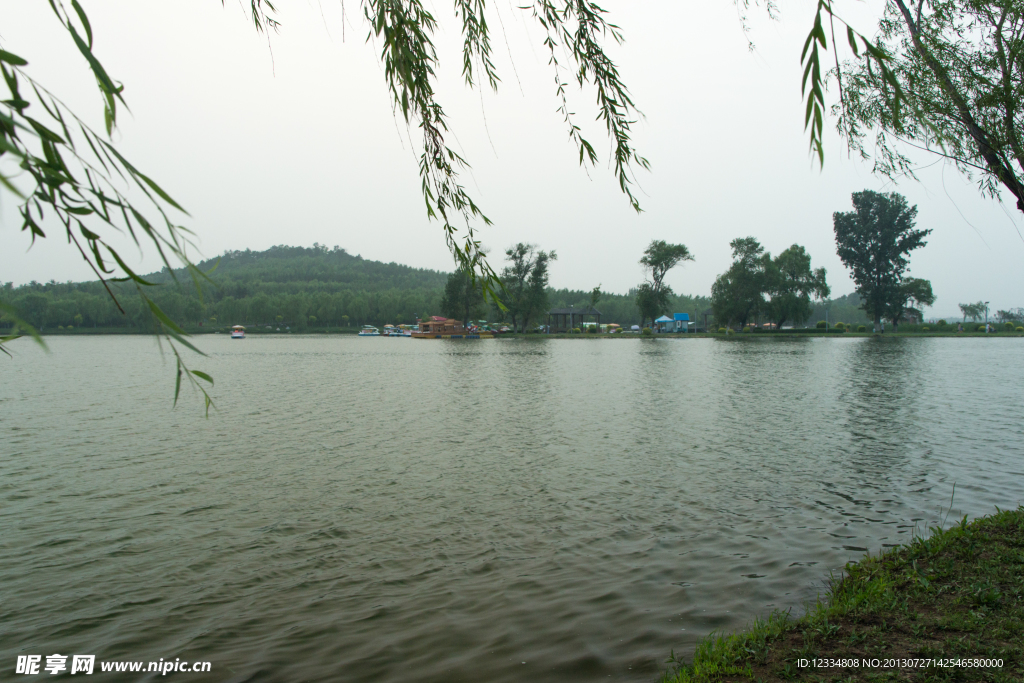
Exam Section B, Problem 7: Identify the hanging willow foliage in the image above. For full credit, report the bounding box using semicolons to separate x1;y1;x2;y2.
0;1;651;410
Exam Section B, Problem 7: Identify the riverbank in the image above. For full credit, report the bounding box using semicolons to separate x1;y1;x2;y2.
662;507;1024;682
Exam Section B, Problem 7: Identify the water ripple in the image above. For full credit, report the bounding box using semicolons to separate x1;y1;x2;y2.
1;335;1022;682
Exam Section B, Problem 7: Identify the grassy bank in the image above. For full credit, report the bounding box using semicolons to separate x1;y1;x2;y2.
663;508;1023;682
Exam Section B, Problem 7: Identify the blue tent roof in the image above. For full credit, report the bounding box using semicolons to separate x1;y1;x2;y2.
674;313;690;321
655;315;674;323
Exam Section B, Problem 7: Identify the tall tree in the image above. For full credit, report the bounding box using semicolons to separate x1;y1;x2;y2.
634;283;665;330
710;237;768;329
636;240;693;328
888;277;935;330
763;245;830;329
496;244;556;333
833;191;931;333
833;0;1024;214
440;269;485;325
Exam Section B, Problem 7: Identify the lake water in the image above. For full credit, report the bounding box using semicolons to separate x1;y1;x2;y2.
2;335;1022;682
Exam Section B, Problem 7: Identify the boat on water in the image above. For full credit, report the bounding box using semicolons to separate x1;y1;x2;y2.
358;326;380;337
411;317;493;339
231;325;246;339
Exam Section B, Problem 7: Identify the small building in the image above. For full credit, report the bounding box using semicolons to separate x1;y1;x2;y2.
417;318;466;335
547;306;601;333
654;315;675;332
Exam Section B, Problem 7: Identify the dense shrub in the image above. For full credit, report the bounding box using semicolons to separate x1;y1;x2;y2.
641;327;652;336
977;324;987;332
921;326;929;331
586;325;597;334
779;328;844;333
834;321;845;331
718;327;726;333
742;326;752;333
572;327;581;334
857;325;867;332
1017;327;1024;332
1004;322;1015;331
937;319;948;327
816;320;828;329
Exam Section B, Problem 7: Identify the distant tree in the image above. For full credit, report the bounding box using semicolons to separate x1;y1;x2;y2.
834;191;931;333
635;283;666;330
996;308;1024;323
763;245;830;329
184;297;204;325
888;278;935;330
711;237;767;329
590;285;602;309
73;313;83;327
959;301;985;322
341;315;349;328
496;244;556;333
440;268;485;325
636;240;693;328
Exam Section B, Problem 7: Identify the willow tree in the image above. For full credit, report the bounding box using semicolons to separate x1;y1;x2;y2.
830;0;1024;212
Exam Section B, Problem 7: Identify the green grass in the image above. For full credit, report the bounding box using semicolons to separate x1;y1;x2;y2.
662;507;1024;682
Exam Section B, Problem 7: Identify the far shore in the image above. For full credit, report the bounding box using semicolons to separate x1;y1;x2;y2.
19;327;1024;339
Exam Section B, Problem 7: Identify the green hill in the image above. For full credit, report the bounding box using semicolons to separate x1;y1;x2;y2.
2;245;448;330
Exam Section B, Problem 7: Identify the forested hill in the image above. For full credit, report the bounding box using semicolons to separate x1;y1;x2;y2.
3;245;449;330
165;244;449;294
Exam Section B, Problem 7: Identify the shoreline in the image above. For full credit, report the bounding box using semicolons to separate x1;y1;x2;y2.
22;329;1024;339
662;507;1024;682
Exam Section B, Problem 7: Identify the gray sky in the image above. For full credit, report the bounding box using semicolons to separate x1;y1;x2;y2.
2;0;1022;318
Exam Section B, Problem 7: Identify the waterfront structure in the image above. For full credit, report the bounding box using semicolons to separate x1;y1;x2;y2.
547;306;602;333
412;317;493;339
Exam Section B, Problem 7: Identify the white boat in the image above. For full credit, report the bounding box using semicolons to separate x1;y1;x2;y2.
231;325;245;339
358;326;380;337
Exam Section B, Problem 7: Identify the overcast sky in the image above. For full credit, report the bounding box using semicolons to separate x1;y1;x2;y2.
2;0;1022;318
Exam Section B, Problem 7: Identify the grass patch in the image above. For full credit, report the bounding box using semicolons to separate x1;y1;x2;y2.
662;507;1024;682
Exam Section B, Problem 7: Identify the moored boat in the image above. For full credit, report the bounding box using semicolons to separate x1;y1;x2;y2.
411;317;494;339
358;326;380;337
231;325;246;339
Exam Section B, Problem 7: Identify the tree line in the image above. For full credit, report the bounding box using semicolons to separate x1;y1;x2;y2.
8;191;1009;335
710;190;937;332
